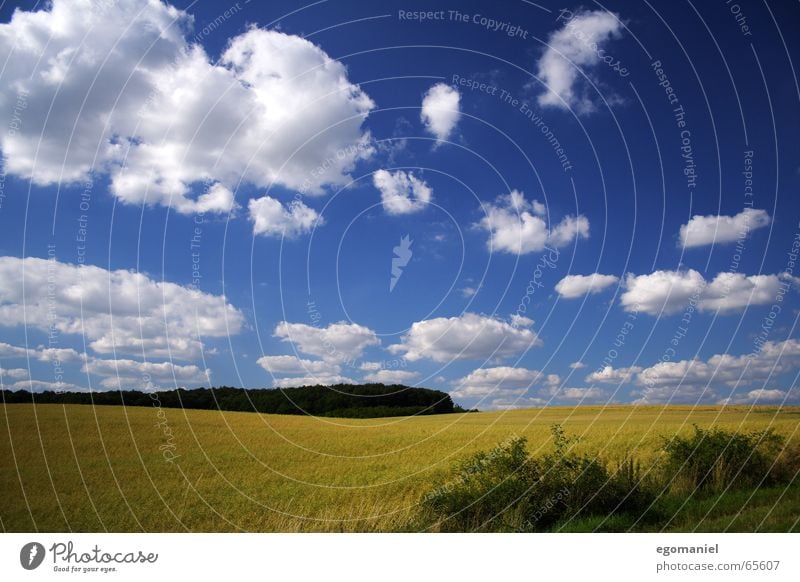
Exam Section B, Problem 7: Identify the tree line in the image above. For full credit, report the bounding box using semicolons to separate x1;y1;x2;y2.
1;383;468;418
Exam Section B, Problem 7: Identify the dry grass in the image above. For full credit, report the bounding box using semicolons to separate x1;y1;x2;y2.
2;403;799;532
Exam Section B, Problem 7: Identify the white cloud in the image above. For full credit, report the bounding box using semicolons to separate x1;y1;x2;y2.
420;83;461;141
248;196;322;237
590;339;800;404
725;388;796;404
554;386;607;400
478;191;589;255
679;208;770;248
621;269;796;315
555;273;618;299
7;380;87;393
569;361;586;369
83;357;210;389
451;366;548;398
363;369;419;384
272;374;356;388
0;0;374;212
256;355;340;376
585;365;641;384
621;270;705;315
373;169;432;215
0;367;29;380
0;256;244;360
274;321;379;361
389;312;541;363
537;10;623;112
460;287;479;298
700;273;792;313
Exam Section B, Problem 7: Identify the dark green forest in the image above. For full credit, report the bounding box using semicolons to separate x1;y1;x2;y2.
1;384;465;418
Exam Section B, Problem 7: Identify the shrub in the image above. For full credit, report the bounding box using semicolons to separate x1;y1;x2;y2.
662;425;785;493
417;425;656;532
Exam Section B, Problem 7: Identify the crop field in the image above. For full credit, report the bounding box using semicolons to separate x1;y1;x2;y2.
2;403;799;532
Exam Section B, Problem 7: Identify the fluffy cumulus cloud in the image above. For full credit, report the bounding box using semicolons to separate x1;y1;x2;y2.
0;0;374;213
389;312;541;363
273;321;379;362
679;208;770;248
585;365;641;384
451;366;550;398
248;196;322;237
420;83;461;141
257;355;339;376
7;380;88;393
272;374;357;388
452;365;609;409
0;367;29;380
621;270;797;315
478;191;589;255
0;340;212;391
0;256;244;360
553;386;607;400
590;339;800;404
537;10;623;112
362;369;419;384
83;357;209;389
373;169;432;215
555;273;619;299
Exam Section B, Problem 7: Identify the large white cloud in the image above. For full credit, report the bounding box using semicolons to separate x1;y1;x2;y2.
555;273;619;299
0;367;29;380
248;196;322;237
585;365;641;384
389;312;541;363
420;83;461;141
537;10;623;112
373;169;432;215
273;321;379;362
363;369;419;384
0;0;375;212
621;269;797;315
679;208;770;248
272;374;356;388
0;256;244;360
83;357;209;389
591;339;800;404
256;355;339;376
451;366;551;398
478;190;589;255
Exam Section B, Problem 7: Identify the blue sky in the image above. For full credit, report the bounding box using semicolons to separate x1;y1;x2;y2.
0;0;799;410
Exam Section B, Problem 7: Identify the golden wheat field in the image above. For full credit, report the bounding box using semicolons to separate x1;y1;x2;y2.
2;403;799;532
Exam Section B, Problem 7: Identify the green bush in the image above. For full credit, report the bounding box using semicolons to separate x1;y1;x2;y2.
662;425;785;493
418;425;656;532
